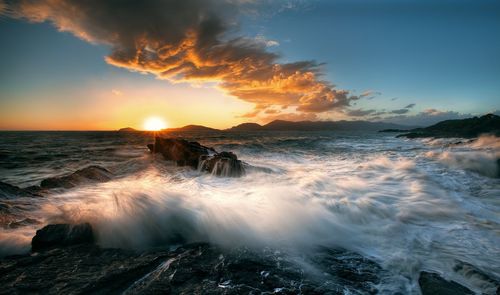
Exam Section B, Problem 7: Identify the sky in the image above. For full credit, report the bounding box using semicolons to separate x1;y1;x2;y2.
0;0;499;130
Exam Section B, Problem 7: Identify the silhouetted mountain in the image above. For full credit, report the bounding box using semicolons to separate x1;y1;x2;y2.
260;120;412;131
226;123;263;132
117;127;137;132
163;120;414;133
164;125;221;132
398;114;500;138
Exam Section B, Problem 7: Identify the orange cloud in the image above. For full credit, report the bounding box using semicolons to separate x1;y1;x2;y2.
6;0;358;116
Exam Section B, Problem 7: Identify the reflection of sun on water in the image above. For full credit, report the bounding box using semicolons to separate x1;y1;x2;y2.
143;117;167;131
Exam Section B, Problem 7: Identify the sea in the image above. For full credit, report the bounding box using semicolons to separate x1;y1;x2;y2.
0;130;499;294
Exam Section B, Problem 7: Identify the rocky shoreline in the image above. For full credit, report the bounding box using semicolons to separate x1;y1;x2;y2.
1;222;488;294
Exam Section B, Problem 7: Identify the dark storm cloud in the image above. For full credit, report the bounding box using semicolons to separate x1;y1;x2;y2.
5;0;358;114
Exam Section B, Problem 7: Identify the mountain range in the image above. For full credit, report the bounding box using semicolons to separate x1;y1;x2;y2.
148;120;416;133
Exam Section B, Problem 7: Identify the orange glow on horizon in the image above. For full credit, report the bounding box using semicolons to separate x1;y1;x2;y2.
143;116;167;131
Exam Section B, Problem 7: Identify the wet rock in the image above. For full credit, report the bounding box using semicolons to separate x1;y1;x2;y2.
199;151;245;177
419;271;474;295
148;137;215;168
0;242;390;294
40;165;113;189
148;137;245;177
31;223;95;252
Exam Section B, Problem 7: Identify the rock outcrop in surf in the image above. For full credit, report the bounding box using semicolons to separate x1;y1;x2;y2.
148;137;245;177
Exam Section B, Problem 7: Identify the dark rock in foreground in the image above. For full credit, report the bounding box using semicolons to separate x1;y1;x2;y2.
0;223;388;294
31;223;94;251
3;223;493;294
0;242;385;294
398;113;500;138
419;271;474;295
40;165;113;189
148;137;245;177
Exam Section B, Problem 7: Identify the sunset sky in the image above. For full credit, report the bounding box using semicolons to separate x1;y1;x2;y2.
1;0;499;130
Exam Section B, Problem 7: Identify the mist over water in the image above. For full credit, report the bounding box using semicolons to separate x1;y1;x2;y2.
1;131;499;293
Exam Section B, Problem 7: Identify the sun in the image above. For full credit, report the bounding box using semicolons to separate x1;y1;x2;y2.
143;116;167;131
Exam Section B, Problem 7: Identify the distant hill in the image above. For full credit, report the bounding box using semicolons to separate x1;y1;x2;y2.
226;123;263;132
398;114;500;138
227;120;413;132
163;125;221;132
118;127;138;132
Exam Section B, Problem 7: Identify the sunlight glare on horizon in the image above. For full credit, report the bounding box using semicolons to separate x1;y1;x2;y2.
143;116;167;131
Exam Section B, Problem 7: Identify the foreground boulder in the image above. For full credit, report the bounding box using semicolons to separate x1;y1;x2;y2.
0;242;387;294
31;223;94;251
40;165;113;189
148;137;245;177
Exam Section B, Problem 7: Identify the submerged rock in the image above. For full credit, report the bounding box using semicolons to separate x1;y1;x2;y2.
419;271;474;295
148;137;245;177
40;165;113;189
31;223;94;252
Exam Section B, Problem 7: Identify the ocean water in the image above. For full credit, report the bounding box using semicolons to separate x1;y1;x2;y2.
0;131;499;293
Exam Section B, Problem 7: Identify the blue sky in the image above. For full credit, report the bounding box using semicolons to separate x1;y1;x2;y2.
248;0;500;113
0;0;499;129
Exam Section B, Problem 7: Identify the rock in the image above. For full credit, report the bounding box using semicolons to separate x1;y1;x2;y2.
0;242;389;294
148;137;215;168
419;271;474;295
31;223;95;252
198;151;245;177
148;137;245;177
40;165;113;189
